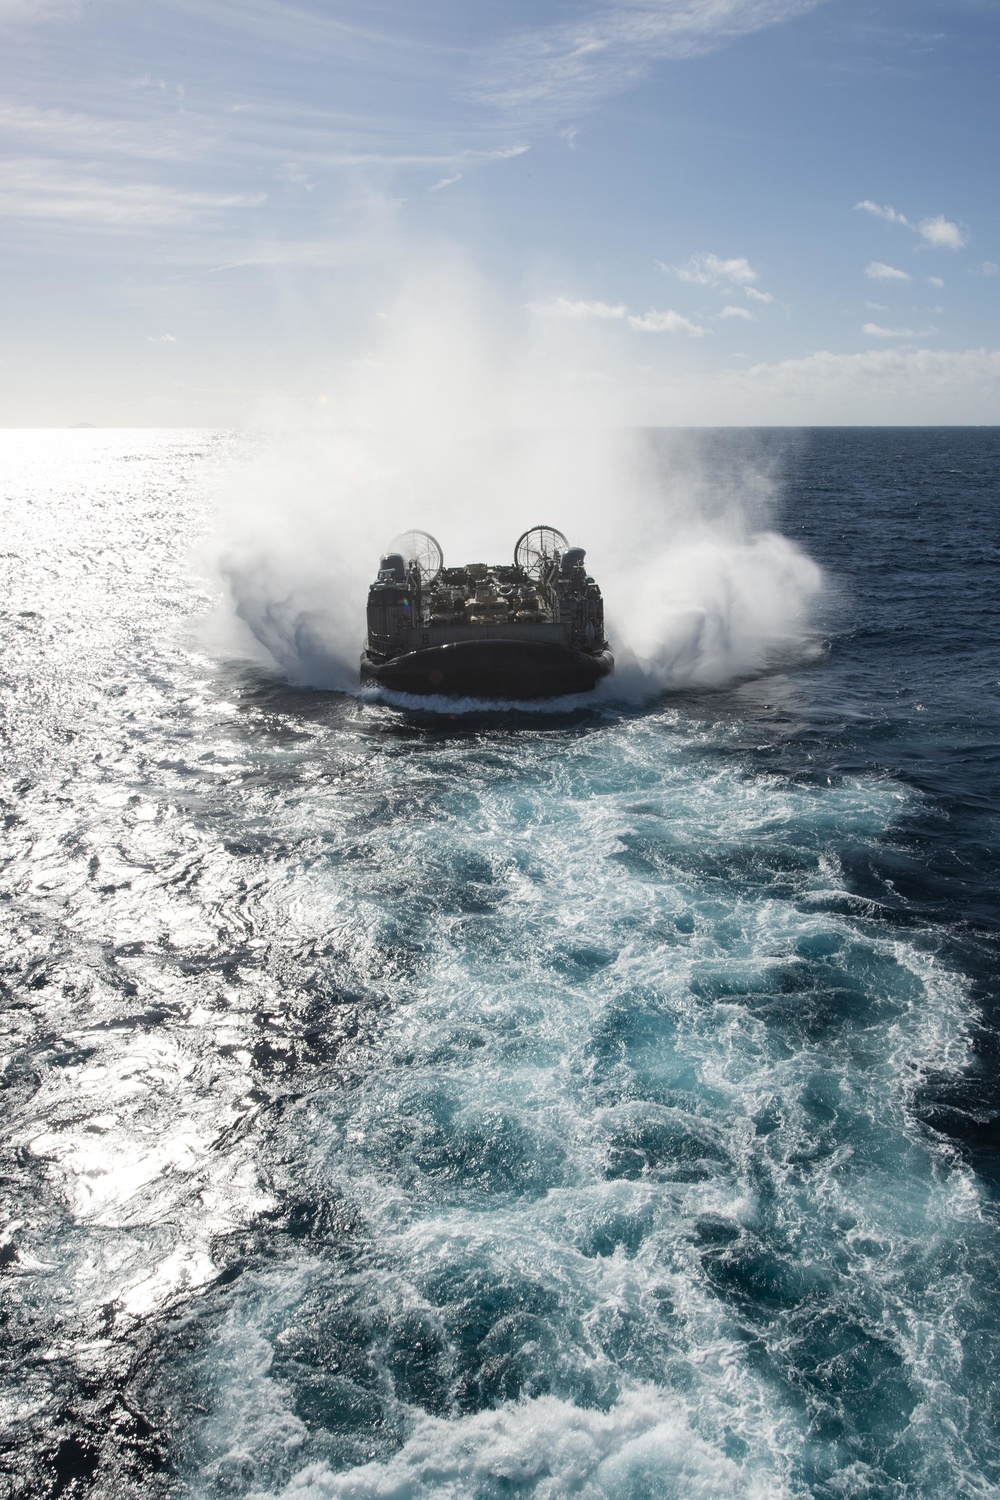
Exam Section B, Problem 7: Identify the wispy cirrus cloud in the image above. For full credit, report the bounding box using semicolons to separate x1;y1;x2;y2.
0;89;529;240
0;159;265;226
0;99;529;174
0;102;191;160
474;0;829;124
0;5;535;259
157;0;460;78
718;304;753;320
0;94;530;183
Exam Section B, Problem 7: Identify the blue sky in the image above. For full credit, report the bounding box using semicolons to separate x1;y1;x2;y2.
1;0;997;424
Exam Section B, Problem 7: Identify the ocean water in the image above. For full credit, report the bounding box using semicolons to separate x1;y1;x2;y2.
1;427;998;1500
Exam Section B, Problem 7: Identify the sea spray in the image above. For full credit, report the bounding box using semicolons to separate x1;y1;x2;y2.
212;273;824;696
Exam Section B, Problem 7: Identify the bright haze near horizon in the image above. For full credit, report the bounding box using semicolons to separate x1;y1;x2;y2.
1;0;997;427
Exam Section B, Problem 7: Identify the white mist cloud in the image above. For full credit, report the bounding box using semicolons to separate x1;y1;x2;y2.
918;214;967;249
627;308;706;335
148;333;176;342
430;173;462;192
212;258;823;698
744;287;773;303
926;276;944;287
670;252;758;286
718;305;753;321
981;261;999;277
864;261;910;282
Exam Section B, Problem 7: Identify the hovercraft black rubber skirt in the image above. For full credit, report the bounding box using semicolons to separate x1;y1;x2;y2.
360;640;614;699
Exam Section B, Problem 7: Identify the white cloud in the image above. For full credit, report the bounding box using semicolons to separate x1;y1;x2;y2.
926;276;944;288
529;295;707;335
918;214;967;249
481;145;531;162
148;333;176;342
864;261;910;282
855;200;970;255
718;304;753;320
627;307;707;335
981;261;999;277
528;296;627;319
668;251;758;286
862;323;923;339
474;0;827;124
430;173;462;192
740;346;1000;404
744;286;773;303
854;199;912;228
628;344;1000;424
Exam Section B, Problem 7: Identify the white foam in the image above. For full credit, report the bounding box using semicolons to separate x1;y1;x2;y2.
259;1386;793;1500
179;715;989;1497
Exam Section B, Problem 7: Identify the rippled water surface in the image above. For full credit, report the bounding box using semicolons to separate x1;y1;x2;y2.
2;428;999;1499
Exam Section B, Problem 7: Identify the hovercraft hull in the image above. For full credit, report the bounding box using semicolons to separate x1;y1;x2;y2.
361;639;614;700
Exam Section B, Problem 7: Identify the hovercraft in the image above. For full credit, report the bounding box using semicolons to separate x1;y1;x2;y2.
360;526;614;699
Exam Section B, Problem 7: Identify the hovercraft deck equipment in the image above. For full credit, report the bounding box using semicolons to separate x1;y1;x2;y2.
360;526;613;699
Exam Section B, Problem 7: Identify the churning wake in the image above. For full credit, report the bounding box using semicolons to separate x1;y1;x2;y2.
160;706;988;1500
5;426;999;1500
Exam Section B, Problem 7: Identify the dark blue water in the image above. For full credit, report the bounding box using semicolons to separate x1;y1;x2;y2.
1;428;998;1499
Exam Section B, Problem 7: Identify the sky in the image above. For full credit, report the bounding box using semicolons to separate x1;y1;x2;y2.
0;0;998;425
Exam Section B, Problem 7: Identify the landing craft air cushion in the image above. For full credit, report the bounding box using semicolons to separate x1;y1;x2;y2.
360;526;614;699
